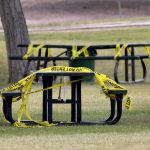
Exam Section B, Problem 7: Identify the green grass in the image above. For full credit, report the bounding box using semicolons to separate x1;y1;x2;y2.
0;28;150;150
1;27;150;84
30;28;150;44
27;16;150;28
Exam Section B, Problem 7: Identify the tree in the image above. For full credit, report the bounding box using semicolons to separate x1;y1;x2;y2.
117;0;122;16
0;0;35;83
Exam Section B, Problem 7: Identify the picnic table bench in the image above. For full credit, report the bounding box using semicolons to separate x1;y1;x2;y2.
1;72;127;126
9;44;150;83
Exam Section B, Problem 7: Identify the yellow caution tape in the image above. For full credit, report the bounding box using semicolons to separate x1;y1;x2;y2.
48;48;52;57
71;45;89;60
17;75;35;123
13;121;29;128
13;121;55;128
123;96;132;110
23;44;45;59
28;78;83;96
114;44;128;61
0;66;131;127
127;47;132;54
144;46;150;58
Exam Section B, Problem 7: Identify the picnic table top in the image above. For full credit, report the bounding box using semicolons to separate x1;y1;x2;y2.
36;71;95;76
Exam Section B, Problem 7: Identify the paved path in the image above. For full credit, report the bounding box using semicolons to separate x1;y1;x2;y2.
28;20;150;32
0;20;150;33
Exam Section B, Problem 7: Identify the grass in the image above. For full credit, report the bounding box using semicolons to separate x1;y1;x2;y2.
27;16;150;28
30;28;150;44
0;132;149;150
0;27;150;150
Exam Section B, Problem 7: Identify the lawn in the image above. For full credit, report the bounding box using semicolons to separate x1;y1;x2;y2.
0;28;150;150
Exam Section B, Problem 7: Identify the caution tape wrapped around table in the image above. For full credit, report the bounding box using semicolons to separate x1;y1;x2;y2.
0;66;131;127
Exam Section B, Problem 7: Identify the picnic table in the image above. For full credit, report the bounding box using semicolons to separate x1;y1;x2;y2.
2;71;127;126
9;44;150;83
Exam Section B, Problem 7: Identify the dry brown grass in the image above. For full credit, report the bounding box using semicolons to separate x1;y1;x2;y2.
0;132;150;150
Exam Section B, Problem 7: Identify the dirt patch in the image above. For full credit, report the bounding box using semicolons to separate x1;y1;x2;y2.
20;0;150;25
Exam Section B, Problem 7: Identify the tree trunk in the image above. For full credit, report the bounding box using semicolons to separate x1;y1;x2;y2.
117;0;122;16
0;0;35;83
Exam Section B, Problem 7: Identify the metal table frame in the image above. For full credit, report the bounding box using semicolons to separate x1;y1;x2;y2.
36;72;127;125
9;43;150;83
2;72;127;126
36;72;94;123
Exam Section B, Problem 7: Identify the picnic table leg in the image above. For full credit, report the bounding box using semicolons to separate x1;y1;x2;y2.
77;77;82;123
125;48;129;82
141;58;147;81
47;76;53;123
42;76;48;121
114;61;119;83
3;96;15;124
105;99;116;122
71;76;76;122
131;47;135;81
106;94;123;125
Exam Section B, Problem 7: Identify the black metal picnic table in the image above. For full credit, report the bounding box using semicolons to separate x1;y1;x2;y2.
1;71;127;125
9;44;150;83
35;71;127;125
